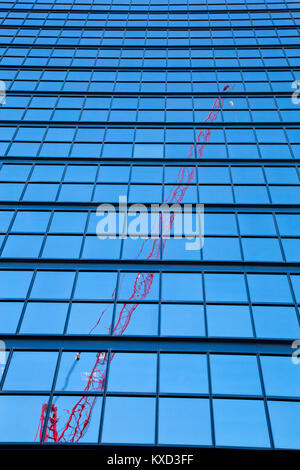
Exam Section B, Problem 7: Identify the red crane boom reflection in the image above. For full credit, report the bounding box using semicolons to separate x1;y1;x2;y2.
36;86;231;443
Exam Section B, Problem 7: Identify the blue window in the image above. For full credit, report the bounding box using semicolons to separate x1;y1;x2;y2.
102;397;155;444
291;275;300;302
242;238;283;262
210;355;261;395
108;353;156;393
2;235;43;258
238;213;276;235
261;356;300;397
276;214;300;236
207;305;253;337
118;272;159;301
31;165;64;181
98;165;130;183
67;303;113;335
247;274;292;303
202;238;241;261
55;352;107;392
0;270;33;299
0;164;31;180
30;271;75;299
159;398;211;446
0;183;23;201
74;271;117;300
205;273;247;302
0;211;14;232
162;273;202;301
23;183;59;202
3;351;58;390
49;212;87;233
213;399;270;448
0;302;23;333
20;302;68;334
12;211;50;233
160;304;205;336
42;235;82;258
58;184;93;202
113;303;158;336
0;396;50;442
268;401;300;449
160;354;208;394
253;306;300;339
205;213;237;235
46;395;103;443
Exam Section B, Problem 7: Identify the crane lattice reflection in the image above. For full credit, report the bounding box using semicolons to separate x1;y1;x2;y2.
36;86;231;443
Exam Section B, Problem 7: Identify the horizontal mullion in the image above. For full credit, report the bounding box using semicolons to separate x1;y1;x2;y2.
3;158;300;165
3;44;300;50
2;91;298;97
0;120;298;127
0;257;299;269
1;201;300;211
1;65;299;71
2;158;300;166
0;334;296;354
1;201;300;208
0;259;300;273
0;24;299;31
0;7;299;15
5;44;299;50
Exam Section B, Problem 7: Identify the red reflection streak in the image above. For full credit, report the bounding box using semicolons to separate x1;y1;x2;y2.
36;85;230;443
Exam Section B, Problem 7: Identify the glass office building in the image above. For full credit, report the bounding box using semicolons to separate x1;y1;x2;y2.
0;0;300;452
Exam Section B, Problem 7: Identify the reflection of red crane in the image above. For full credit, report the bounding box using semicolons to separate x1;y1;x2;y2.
36;86;230;443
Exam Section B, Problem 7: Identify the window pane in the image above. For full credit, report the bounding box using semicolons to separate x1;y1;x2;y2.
3;351;58;391
160;354;208;394
44;395;103;444
205;274;247;302
253;306;300;339
210;355;261;395
207;305;253;337
162;273;202;301
108;353;156;392
159;398;211;446
247;274;292;303
0;302;23;333
268;401;300;449
20;302;68;334
31;271;75;299
102;397;155;444
12;211;50;233
261;356;300;397
0;270;33;299
67;303;113;335
113;303;158;336
213;399;270;448
74;272;117;300
161;304;205;336
0;395;49;442
56;352;107;392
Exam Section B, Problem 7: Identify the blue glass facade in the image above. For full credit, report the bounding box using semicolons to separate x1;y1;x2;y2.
0;0;300;452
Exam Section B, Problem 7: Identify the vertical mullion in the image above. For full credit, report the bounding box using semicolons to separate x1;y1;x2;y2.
98;348;112;445
206;352;216;448
40;348;63;444
256;353;275;449
154;349;160;445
